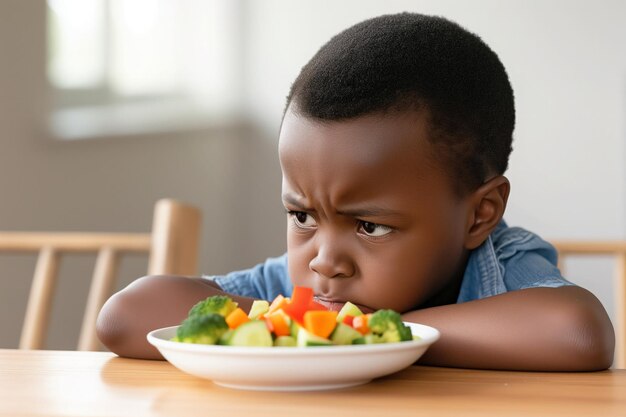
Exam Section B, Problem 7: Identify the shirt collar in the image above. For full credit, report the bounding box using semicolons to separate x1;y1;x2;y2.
457;232;508;303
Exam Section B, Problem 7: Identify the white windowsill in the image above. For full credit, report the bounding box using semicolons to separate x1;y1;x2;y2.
48;100;240;141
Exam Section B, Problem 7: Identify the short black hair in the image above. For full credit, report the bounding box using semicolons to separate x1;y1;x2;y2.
286;12;515;195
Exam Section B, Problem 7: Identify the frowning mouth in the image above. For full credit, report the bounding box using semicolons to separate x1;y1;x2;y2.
313;296;375;314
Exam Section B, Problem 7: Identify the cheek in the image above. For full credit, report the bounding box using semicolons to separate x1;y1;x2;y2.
358;227;464;311
286;232;310;285
357;248;433;311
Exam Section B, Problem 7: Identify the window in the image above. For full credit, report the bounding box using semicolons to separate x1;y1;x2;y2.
47;0;242;140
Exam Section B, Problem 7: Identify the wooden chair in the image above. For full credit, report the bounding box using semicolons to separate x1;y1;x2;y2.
551;240;626;368
0;198;201;351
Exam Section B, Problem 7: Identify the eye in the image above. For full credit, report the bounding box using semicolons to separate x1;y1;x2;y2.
359;221;393;237
288;211;317;228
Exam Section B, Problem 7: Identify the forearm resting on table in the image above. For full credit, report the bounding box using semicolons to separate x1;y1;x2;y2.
403;286;615;371
96;275;257;360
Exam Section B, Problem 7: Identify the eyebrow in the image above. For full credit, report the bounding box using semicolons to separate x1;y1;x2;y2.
282;193;312;211
282;193;402;218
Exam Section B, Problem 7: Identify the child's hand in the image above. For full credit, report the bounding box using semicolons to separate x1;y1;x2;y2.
96;275;258;359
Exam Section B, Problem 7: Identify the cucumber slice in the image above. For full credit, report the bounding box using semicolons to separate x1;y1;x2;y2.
274;335;297;347
290;320;301;338
336;301;363;323
297;327;332;347
227;320;273;347
352;334;375;345
330;322;363;345
248;300;270;319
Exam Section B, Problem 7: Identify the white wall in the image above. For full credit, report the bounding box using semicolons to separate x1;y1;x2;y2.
0;0;624;350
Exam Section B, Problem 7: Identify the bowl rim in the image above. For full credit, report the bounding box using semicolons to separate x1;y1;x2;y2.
147;322;440;356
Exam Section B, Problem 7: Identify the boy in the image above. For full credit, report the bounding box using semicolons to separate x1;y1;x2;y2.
97;13;614;370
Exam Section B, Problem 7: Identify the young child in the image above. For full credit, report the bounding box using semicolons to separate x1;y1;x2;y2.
97;13;614;370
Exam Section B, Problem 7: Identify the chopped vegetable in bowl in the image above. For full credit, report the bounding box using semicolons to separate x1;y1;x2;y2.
171;286;416;347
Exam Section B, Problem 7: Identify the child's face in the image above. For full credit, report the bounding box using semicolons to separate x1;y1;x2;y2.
278;108;472;313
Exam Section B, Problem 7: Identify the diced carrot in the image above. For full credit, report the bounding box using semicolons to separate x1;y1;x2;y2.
265;312;291;337
352;314;369;335
268;294;289;314
225;307;250;329
303;310;338;339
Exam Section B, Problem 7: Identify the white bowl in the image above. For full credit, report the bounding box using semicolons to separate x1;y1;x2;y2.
147;322;439;391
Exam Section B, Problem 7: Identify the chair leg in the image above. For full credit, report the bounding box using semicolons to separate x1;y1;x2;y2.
615;254;626;369
78;247;119;351
20;248;60;350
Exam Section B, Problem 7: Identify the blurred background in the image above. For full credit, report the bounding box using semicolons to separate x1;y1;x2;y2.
0;0;624;350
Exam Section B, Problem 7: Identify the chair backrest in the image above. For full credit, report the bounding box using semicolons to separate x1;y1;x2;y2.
551;240;626;369
0;198;201;351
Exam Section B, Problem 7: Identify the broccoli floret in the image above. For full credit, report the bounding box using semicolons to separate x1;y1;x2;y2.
188;295;238;318
173;313;229;344
368;309;412;343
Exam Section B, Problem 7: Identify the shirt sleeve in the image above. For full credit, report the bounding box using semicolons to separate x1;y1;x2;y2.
492;225;575;291
206;253;293;301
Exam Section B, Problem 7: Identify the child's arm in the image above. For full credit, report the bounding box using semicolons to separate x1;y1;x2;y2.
96;275;258;359
403;285;615;371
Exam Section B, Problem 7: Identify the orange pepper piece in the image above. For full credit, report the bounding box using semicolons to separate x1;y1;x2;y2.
303;310;338;339
265;311;291;337
291;286;314;306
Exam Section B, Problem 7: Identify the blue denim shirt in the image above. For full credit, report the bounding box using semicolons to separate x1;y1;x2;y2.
209;221;574;303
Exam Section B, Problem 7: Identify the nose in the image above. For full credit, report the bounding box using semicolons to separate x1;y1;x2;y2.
308;233;355;279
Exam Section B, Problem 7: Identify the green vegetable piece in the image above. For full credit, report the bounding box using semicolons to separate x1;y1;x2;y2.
352;337;365;345
218;329;234;345
297;327;332;347
248;300;270;319
368;309;412;343
330;322;363;345
188;295;238;318
336;301;363;323
227;320;273;347
290;320;301;338
273;335;297;347
174;313;229;344
352;334;375;345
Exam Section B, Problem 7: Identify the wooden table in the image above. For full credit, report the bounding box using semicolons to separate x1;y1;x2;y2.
1;349;625;417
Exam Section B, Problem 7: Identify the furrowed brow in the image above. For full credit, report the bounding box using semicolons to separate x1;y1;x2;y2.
336;206;402;218
283;193;401;218
282;193;312;211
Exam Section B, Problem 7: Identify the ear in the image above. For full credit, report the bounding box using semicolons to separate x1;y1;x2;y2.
464;175;510;250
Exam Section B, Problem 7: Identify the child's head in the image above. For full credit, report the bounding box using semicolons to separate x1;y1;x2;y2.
278;13;514;312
